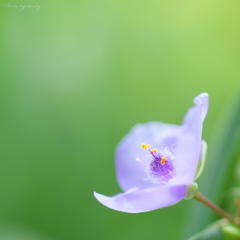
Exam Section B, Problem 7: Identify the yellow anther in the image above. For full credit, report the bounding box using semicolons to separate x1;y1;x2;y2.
141;143;151;150
150;149;157;153
160;157;167;165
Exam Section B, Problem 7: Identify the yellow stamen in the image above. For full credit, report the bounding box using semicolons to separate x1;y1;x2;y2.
141;143;151;150
150;149;157;153
160;157;167;165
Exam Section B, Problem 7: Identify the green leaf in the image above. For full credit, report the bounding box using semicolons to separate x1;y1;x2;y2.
189;219;227;240
195;140;208;181
224;187;240;216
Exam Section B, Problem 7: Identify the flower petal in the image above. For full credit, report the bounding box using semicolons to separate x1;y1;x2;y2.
94;184;187;213
116;122;181;191
172;93;209;184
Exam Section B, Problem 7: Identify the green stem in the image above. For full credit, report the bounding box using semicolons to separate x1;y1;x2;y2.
194;191;238;227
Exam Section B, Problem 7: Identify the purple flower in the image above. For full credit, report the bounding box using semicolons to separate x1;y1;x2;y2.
94;93;208;213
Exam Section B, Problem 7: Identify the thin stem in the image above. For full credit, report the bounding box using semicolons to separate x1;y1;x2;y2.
194;191;238;227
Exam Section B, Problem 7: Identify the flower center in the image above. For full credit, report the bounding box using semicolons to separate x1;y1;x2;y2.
140;143;175;184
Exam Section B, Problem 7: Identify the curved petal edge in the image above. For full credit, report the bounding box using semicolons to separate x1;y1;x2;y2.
94;185;187;213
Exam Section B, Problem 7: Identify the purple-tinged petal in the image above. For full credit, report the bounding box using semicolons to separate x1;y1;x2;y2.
116;122;181;191
172;93;209;184
94;184;187;213
194;93;209;121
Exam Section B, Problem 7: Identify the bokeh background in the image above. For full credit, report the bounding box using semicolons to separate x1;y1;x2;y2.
0;0;240;239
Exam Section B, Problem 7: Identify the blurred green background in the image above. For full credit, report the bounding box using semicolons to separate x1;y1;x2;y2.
0;0;240;239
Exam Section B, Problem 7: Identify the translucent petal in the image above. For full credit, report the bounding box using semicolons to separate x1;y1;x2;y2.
172;93;209;184
94;184;187;213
